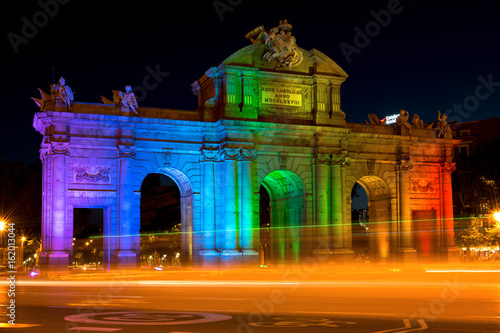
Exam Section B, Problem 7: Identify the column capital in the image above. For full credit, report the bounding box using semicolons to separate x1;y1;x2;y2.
117;145;136;158
220;147;240;161
41;141;70;161
314;150;350;166
339;157;351;167
200;143;221;162
220;142;257;161
397;159;413;171
440;162;456;173
314;153;331;165
240;149;257;162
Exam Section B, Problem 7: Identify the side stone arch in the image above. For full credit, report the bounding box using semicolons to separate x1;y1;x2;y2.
345;160;400;261
135;166;195;265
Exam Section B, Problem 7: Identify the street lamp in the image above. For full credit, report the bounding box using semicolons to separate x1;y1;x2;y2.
493;211;500;253
20;236;26;268
0;220;5;248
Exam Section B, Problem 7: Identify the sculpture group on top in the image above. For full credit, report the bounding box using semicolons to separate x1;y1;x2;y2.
31;77;139;115
246;19;303;70
32;76;74;111
101;85;139;114
365;109;452;137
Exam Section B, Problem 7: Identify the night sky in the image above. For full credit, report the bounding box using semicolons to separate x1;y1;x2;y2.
2;0;500;165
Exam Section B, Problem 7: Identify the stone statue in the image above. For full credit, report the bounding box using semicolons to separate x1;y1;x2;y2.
101;86;138;114
119;85;138;114
437;110;451;137
411;114;424;129
54;76;74;110
365;113;386;126
396;109;412;133
246;19;303;70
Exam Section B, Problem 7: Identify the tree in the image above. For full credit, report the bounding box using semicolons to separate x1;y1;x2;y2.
453;139;500;216
0;161;42;241
455;217;500;259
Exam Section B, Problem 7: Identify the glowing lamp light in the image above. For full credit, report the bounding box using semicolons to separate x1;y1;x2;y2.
493;211;500;223
154;266;163;271
0;221;5;231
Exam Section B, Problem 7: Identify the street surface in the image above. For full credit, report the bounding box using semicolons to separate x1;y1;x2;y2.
1;264;499;332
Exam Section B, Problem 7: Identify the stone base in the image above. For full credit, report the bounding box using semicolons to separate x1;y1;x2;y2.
312;248;333;264
241;250;259;266
316;117;346;127
115;250;137;269
332;248;354;263
397;247;417;263
395;125;411;136
199;250;220;268
39;250;69;277
441;247;460;262
220;250;243;268
198;250;260;268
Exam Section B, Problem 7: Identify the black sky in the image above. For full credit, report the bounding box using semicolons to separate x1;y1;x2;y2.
2;0;500;164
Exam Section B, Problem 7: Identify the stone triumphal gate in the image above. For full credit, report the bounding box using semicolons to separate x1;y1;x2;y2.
33;21;460;273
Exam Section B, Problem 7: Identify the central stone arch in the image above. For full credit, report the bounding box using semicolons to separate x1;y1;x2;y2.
260;169;306;265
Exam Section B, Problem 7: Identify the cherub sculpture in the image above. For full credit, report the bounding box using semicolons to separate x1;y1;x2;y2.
437;110;451;137
120;85;138;114
411;114;424;129
396;109;412;133
101;85;138;114
54;76;74;110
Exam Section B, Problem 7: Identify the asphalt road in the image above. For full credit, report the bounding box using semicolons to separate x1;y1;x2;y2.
1;267;499;332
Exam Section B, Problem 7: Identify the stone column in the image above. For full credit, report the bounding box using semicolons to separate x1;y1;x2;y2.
441;162;459;261
116;145;137;268
341;160;352;250
239;149;259;265
40;142;70;274
199;146;219;265
220;146;241;265
330;162;342;248
390;197;399;254
314;153;331;256
397;160;417;262
331;155;353;261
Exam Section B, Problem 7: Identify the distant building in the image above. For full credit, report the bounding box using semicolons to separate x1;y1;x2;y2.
450;116;500;223
450;116;500;158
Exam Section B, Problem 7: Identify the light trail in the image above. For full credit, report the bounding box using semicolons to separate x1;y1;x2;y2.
426;269;500;273
6;279;498;288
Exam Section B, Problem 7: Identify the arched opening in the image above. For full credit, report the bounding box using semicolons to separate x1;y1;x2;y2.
72;208;104;270
259;170;305;266
352;176;392;262
140;173;181;268
351;183;369;261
